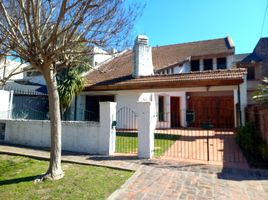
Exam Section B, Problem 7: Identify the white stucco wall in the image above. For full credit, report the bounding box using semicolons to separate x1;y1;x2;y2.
82;84;242;129
174;62;191;74
1;102;117;154
240;76;248;125
92;47;113;67
155;91;186;128
2;120;100;153
137;101;155;158
0;90;13;119
115;92;141;129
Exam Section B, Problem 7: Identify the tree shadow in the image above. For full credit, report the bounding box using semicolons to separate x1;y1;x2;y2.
88;155;139;161
0;175;40;186
217;167;268;181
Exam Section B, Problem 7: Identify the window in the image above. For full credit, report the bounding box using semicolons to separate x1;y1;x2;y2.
247;67;255;80
158;96;164;121
217;57;227;69
191;60;200;71
203;59;213;70
85;95;115;122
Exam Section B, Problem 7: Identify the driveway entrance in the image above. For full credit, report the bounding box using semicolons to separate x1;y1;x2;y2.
154;129;248;168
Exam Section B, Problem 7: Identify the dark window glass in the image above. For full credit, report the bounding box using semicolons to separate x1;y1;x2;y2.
191;60;200;71
158;96;164;121
247;67;255;80
85;95;115;121
203;59;213;70
217;57;227;69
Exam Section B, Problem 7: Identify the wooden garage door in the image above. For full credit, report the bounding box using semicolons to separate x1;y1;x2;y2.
188;96;234;129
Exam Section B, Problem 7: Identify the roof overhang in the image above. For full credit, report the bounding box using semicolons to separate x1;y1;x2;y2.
85;79;243;91
85;69;246;92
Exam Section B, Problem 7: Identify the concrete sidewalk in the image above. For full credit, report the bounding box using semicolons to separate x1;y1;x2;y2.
0;143;140;171
1;144;268;200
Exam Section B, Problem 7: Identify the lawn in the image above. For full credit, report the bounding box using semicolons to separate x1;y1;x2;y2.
0;154;133;200
115;132;180;157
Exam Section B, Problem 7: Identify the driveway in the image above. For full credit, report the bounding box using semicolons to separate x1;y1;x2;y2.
156;129;249;169
0;144;267;200
109;160;268;200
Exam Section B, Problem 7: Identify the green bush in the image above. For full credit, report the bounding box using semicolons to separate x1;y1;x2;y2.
236;123;255;153
236;123;268;167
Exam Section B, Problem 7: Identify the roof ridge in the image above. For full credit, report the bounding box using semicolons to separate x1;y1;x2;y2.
152;37;228;49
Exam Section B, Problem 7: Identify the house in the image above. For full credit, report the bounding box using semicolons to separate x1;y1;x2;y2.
70;35;247;129
0;59;48;119
235;37;268;105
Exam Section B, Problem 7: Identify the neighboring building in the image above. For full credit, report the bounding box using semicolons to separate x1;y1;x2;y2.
235;37;268;105
0;59;48;119
72;35;247;129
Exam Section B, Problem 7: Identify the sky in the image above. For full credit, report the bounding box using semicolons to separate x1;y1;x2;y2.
129;0;268;54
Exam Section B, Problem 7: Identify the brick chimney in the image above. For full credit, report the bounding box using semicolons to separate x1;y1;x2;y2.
132;35;154;77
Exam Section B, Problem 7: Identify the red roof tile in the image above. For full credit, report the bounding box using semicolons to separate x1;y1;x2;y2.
85;68;247;91
85;37;235;89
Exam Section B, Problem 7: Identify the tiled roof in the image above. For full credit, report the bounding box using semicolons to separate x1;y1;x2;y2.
85;37;235;86
85;68;247;91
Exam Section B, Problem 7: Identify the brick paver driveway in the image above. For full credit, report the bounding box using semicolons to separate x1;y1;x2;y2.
0;144;267;200
109;160;268;200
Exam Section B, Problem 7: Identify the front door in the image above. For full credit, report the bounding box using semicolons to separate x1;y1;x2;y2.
171;97;180;128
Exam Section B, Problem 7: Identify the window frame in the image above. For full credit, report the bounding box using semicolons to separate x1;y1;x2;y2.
158;96;165;122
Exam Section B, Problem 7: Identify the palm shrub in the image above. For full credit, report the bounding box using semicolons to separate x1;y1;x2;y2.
57;57;91;117
253;77;268;105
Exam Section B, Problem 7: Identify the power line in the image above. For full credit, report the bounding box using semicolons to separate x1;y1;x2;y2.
260;0;268;38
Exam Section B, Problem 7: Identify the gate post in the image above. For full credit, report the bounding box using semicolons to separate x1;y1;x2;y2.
137;101;155;159
99;102;116;155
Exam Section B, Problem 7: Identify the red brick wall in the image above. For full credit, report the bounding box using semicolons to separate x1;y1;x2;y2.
246;106;268;145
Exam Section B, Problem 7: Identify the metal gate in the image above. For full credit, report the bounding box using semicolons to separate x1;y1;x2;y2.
154;111;248;168
115;107;138;155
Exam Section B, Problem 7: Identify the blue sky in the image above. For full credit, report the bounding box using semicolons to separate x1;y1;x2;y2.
130;0;268;54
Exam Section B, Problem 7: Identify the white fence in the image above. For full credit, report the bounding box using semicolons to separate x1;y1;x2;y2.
0;102;117;155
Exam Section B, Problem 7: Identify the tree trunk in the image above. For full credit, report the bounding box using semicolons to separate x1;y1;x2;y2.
43;67;64;180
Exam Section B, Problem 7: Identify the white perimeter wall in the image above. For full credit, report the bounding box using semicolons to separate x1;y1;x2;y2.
2;120;101;154
0;90;13;119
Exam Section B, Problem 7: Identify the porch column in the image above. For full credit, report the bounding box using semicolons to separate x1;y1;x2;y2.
137;101;155;158
239;77;247;126
233;89;238;128
99;102;117;155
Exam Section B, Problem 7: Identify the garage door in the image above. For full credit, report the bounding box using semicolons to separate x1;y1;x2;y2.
187;96;234;129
